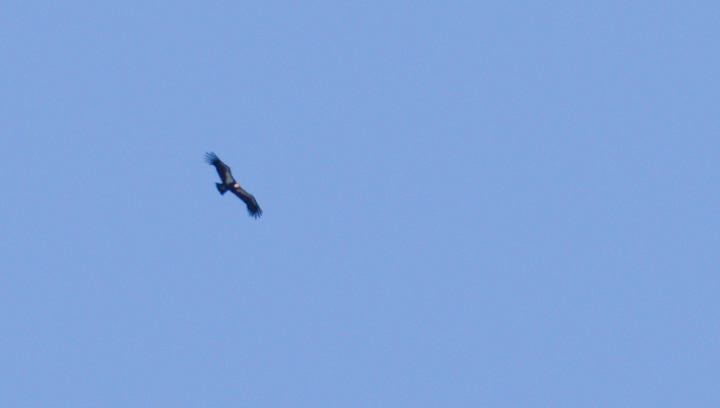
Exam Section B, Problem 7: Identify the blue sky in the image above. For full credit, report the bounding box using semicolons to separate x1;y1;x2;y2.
2;1;719;406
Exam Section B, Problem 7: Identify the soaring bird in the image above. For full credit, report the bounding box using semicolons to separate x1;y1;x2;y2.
205;152;262;218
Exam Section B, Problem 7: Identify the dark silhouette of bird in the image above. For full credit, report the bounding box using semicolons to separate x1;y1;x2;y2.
205;152;262;218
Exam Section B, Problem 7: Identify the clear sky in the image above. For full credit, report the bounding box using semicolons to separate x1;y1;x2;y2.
2;1;719;406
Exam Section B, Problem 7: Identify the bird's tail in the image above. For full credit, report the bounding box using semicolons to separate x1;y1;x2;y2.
216;183;228;194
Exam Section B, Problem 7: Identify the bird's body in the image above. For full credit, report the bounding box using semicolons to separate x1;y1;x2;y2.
205;152;262;218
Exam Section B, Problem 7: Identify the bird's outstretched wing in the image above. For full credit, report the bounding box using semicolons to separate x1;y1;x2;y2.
231;185;263;218
204;152;235;186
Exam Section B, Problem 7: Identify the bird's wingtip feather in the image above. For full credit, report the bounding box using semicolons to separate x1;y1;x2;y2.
204;152;219;164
